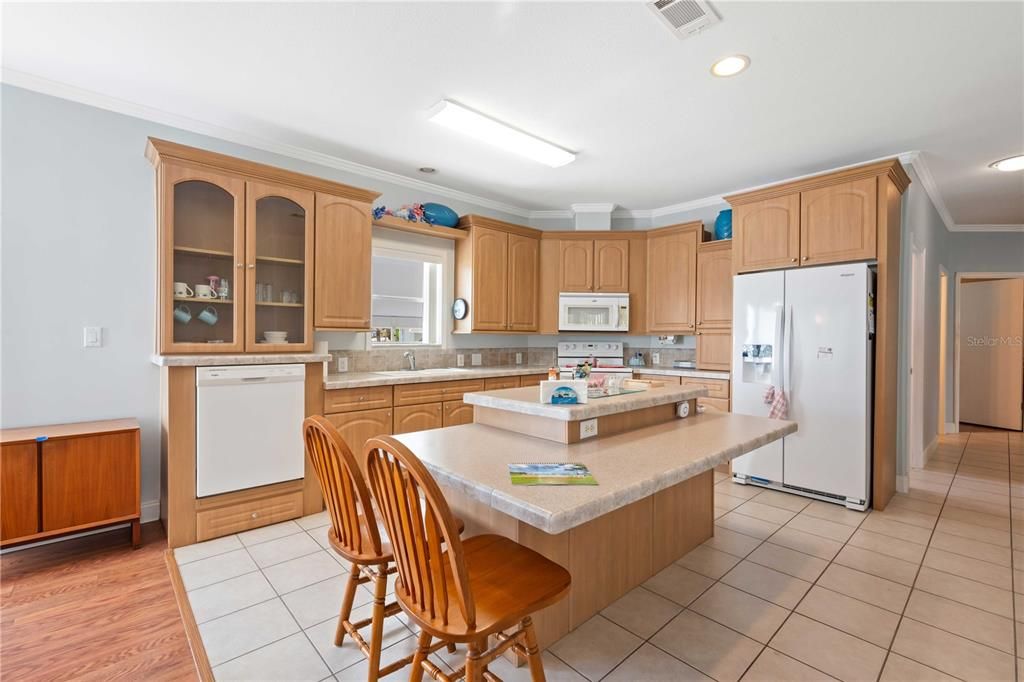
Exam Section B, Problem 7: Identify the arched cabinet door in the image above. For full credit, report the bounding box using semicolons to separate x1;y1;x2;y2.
159;162;246;353
733;193;800;274
559;240;594;292
314;194;372;330
594;239;629;292
245;182;314;351
800;178;877;265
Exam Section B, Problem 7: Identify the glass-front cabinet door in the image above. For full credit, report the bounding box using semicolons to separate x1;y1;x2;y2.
245;182;314;351
161;162;245;353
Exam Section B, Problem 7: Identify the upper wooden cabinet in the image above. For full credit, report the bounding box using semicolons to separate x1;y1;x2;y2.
314;194;372;330
557;239;629;293
801;178;877;266
147;138;379;353
732;194;800;273
508;233;540;331
646;223;699;334
559;241;593;292
455;216;541;333
696;241;733;330
727;159;909;274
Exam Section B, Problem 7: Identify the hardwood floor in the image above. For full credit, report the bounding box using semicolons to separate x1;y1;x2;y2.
1;522;197;681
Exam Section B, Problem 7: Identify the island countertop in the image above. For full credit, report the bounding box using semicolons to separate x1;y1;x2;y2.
464;385;707;421
393;411;795;534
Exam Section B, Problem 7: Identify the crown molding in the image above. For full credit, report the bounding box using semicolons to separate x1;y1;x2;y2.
4;69;1017;232
571;202;617;213
0;68;535;219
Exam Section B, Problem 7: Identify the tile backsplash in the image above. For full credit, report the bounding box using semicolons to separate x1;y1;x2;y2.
327;343;695;373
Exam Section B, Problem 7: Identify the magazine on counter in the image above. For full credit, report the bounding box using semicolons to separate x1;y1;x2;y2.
508;463;598;486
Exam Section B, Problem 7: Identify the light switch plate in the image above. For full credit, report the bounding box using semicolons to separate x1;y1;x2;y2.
336;357;348;372
83;326;102;348
457;354;465;367
652;351;661;365
515;352;523;365
471;353;482;366
580;418;598;439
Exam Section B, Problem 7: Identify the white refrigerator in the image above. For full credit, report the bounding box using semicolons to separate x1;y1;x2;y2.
731;262;874;510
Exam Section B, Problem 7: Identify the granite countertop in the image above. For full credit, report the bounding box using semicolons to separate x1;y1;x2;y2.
152;353;330;367
394;412;796;534
325;365;551;389
464;385;707;421
633;367;731;380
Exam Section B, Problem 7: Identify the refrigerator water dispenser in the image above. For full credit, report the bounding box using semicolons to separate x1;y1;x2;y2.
741;344;774;384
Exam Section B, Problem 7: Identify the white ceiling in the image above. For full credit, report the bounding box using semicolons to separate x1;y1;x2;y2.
3;1;1022;226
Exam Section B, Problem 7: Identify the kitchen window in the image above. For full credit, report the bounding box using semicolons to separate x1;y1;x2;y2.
369;247;444;346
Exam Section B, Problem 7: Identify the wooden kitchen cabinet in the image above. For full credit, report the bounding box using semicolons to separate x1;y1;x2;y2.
442;400;474;427
508;233;540;331
1;443;38;542
520;373;547;387
696;241;733;330
314;193;373;330
484;376;520;390
696;330;732;371
393;403;444;434
455;216;542;333
800;178;877;265
732;193;801;274
325;407;393;460
559;241;593;291
646;223;699;333
246;181;314;350
594;240;630;292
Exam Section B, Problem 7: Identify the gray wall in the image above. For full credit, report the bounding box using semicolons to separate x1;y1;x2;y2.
0;85;525;515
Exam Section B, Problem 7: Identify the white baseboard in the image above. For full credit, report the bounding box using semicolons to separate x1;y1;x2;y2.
922;436;939;468
142;499;161;523
896;474;910;494
945;422;958;434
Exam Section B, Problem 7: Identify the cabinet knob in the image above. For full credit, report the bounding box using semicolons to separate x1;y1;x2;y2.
248;264;256;269
251;512;258;519
790;258;797;263
802;257;809;261
697;332;703;335
358;396;365;401
237;262;244;268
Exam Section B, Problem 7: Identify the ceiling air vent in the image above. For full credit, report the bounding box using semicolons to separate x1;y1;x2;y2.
647;0;720;39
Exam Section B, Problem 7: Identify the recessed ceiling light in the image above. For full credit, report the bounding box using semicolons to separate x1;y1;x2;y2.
990;155;1024;172
710;55;750;77
418;167;437;174
427;99;576;168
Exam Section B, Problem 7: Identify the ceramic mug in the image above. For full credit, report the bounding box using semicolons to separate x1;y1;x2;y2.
198;306;219;325
195;284;217;299
173;282;194;298
173;304;192;324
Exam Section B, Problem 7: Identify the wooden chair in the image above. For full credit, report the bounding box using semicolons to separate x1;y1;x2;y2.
303;417;456;681
363;435;572;682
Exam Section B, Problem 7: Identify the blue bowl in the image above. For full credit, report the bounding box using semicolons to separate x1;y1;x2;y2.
714;209;733;240
422;203;459;228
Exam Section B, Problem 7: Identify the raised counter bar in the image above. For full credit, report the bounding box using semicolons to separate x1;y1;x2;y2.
393;412;795;649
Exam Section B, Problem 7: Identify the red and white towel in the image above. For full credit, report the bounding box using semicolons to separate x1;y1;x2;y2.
763;386;789;419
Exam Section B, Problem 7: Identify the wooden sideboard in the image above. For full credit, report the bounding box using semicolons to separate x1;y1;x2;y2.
0;419;141;548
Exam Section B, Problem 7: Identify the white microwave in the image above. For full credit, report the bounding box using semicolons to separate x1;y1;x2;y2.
558;293;629;332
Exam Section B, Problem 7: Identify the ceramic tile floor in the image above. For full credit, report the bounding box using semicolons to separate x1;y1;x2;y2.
174;430;1023;681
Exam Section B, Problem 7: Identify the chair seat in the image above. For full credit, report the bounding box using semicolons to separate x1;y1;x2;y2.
328;513;467;567
399;534;571;642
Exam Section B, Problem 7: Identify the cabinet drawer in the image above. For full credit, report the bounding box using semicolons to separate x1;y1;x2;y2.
196;491;303;542
484;376;520;390
680;377;730;399
698;397;730;413
324;385;392;413
519;373;547;387
634;374;681;385
394;379;486;406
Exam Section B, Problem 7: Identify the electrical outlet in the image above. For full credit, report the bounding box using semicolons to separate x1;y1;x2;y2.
336;356;348;372
456;354;465;367
652;351;661;365
471;353;482;366
83;326;102;348
580;418;598;439
515;352;523;365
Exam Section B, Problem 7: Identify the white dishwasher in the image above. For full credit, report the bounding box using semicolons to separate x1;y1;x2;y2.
196;364;305;498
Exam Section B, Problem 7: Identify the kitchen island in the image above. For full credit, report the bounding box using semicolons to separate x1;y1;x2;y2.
393;387;795;649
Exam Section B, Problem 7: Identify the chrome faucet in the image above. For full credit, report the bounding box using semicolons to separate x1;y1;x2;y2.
403;351;417;371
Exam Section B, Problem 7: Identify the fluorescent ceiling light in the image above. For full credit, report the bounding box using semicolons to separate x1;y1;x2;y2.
427;100;575;168
711;55;750;77
990;155;1024;172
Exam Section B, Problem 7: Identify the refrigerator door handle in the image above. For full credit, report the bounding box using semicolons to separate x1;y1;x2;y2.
785;305;794;396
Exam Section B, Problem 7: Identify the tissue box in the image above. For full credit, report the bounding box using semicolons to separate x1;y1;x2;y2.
540;379;589;404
